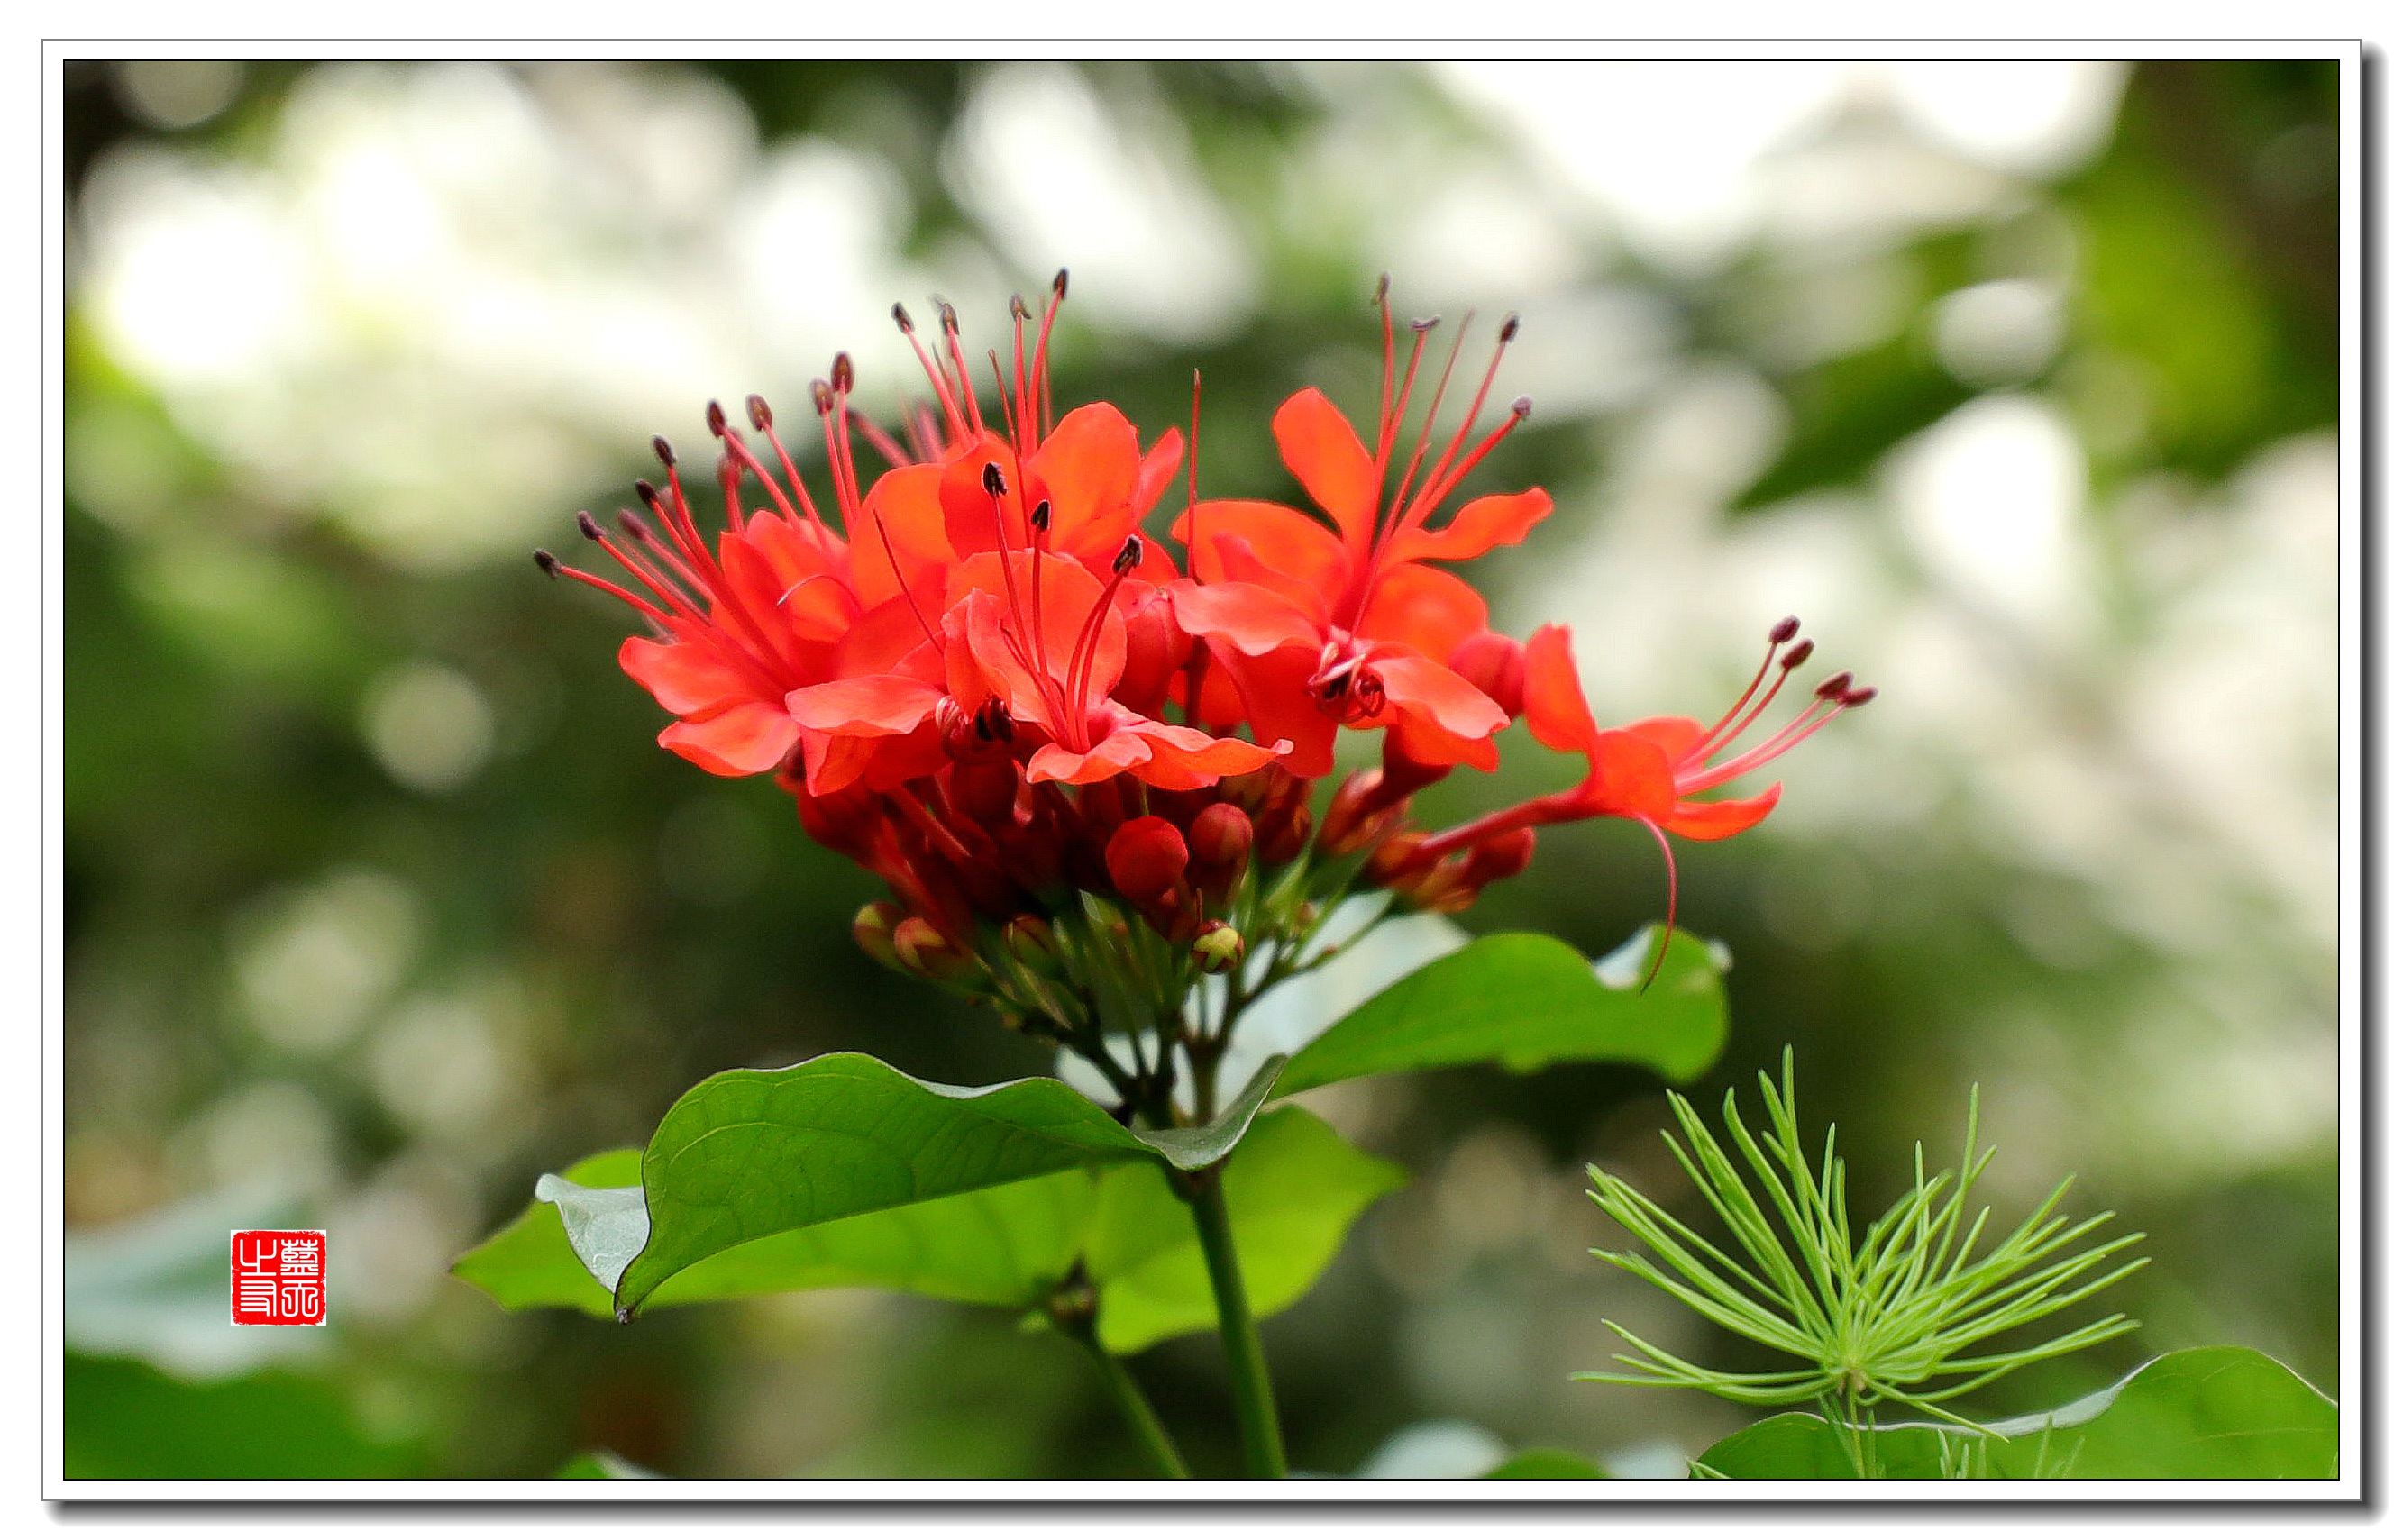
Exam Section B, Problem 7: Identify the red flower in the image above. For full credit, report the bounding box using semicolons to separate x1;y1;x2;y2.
1412;616;1871;982
1167;287;1549;776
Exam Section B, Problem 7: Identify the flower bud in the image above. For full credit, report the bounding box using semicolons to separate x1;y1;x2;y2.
852;901;906;971
1361;829;1430;888
1190;920;1246;975
1448;631;1527;720
1116;590;1190;713
1188;802;1254;904
1464;826;1537;886
892;916;976;982
1256;798;1312;868
1001;915;1060;969
1105;816;1189;903
1189;801;1253;871
1317;770;1403;858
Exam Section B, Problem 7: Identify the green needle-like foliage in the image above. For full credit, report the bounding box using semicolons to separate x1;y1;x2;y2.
1579;1049;2148;1429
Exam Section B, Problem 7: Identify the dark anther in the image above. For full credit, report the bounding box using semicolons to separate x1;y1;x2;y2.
635;478;662;513
575;511;603;541
1052;269;1069;300
891;302;914;333
1372;272;1390;304
705;400;727;437
982;461;1008;497
811;380;834;415
1114;534;1142;573
1499;314;1521;343
533;549;559;576
1770;615;1801;645
1010;294;1032;320
617;511;650;542
746;395;773;431
937;298;959;333
1510;396;1534;419
1411;316;1439;333
1780;639;1814;671
1814;671;1857;701
831;352;854;392
1029;498;1053;533
1844;686;1878;707
651;435;675;469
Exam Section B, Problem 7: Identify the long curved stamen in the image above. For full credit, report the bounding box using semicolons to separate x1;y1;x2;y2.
1637;816;1678;991
1695;618;1798;749
745;396;833;539
937;300;985;438
1382;310;1473;544
1064;536;1143;749
892;303;968;442
1395;314;1520;535
845;408;914;474
1682;682;1860;795
1695;638;1816;764
1368;274;1399;486
1183;369;1204;579
1031;269;1067;439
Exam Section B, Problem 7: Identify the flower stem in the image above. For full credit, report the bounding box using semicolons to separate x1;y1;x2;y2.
1183;1167;1287;1478
1058;1316;1191;1479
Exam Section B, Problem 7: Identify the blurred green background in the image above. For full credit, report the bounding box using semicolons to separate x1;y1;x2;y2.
60;58;2341;1480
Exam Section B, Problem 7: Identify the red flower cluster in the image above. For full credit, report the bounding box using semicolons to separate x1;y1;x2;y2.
540;275;1867;1020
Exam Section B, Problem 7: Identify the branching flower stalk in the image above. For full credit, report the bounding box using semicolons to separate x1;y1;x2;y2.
1582;1049;2148;1477
541;274;1868;1477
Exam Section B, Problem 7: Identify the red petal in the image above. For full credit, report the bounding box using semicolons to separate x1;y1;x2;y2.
1128;428;1184;520
619;635;751;717
848;462;948;609
1617;715;1709;764
1387;488;1553;565
1119;719;1284;790
1167;578;1320;658
937;433;1037;563
1272;388;1379;546
1660;785;1780;840
1585;730;1677;819
1374;654;1509;743
658;700;799;777
1521;624;1597;753
786;675;944;735
1357;562;1488;662
1027;403;1141;559
1173;498;1347;584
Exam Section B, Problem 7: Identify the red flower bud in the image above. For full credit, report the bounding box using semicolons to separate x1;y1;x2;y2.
1188;801;1254;903
1105;815;1189;903
1115;589;1191;714
1464;826;1537;886
1448;631;1528;720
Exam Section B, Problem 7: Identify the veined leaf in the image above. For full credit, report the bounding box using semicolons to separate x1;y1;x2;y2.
1275;929;1727;1097
452;1149;1101;1317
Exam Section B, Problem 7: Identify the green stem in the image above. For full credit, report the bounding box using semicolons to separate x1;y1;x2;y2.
1183;1167;1287;1478
1059;1317;1191;1479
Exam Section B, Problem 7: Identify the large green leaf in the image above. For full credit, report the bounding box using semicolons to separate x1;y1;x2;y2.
1275;929;1727;1097
452;1149;1100;1317
578;1052;1278;1314
1084;1105;1407;1353
1695;1347;2338;1479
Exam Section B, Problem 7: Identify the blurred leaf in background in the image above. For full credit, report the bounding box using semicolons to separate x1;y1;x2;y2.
60;56;2341;1478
